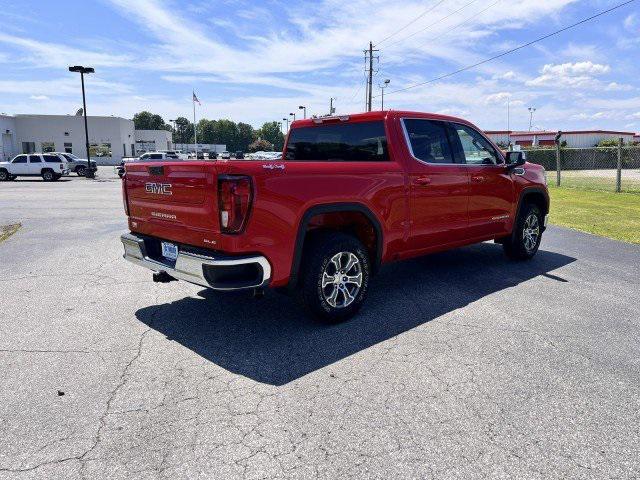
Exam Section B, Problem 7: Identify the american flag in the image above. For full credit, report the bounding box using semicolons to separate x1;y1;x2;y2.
192;91;201;105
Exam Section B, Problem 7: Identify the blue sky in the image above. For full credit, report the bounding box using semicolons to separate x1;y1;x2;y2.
0;0;639;131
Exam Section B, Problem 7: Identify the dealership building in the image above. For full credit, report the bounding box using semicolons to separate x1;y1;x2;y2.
0;114;173;165
485;130;637;148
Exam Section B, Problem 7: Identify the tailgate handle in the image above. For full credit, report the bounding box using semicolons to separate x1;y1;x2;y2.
148;166;164;176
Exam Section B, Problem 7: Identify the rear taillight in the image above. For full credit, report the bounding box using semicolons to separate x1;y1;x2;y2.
121;175;129;216
59;164;64;170
218;175;252;234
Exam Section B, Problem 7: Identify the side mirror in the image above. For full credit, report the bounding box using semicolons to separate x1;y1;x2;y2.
505;151;526;169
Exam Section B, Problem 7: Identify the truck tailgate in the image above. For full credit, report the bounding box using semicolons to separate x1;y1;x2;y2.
125;162;220;240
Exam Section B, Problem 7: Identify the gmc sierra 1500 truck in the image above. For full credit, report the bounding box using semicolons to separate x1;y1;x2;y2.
121;111;549;321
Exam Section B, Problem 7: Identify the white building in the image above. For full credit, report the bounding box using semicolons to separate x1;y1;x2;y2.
134;129;173;155
0;114;172;165
485;130;636;148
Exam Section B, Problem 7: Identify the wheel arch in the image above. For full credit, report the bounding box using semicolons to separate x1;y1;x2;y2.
288;202;383;289
514;187;549;236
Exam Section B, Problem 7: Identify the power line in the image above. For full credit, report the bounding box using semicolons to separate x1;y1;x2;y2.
384;0;480;49
415;0;501;48
381;0;637;97
375;0;449;47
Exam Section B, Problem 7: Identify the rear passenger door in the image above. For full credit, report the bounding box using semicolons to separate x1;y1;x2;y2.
402;118;469;251
448;123;514;238
28;155;43;175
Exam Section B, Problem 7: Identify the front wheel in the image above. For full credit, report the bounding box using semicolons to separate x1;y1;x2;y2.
297;232;371;322
504;204;543;260
0;170;8;181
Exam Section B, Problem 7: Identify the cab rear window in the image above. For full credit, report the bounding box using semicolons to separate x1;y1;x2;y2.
285;121;388;162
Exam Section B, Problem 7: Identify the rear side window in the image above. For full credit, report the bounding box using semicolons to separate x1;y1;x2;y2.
44;155;62;163
403;119;454;164
285;121;388;162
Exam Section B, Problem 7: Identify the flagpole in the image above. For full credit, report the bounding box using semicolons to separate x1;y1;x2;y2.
192;90;198;159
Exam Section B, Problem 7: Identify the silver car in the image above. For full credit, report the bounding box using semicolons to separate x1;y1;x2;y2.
51;152;96;176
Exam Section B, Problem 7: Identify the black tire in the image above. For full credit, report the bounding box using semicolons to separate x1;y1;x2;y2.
0;169;8;181
297;231;371;322
41;170;54;182
76;166;86;176
53;174;62;181
503;203;543;260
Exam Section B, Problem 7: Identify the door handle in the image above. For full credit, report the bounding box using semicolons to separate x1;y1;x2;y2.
471;175;485;183
414;176;432;185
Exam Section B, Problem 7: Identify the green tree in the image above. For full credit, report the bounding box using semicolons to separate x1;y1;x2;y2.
257;121;285;151
236;122;256;152
174;117;194;143
197;119;217;144
133;111;170;131
214;119;239;151
248;138;274;152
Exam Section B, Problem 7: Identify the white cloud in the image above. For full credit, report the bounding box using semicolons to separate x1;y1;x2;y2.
526;61;611;88
29;95;49;100
485;92;511;105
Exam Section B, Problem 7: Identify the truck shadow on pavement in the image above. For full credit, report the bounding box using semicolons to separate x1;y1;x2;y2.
135;243;575;386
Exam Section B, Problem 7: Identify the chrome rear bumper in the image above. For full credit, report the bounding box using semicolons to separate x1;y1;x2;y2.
121;232;271;291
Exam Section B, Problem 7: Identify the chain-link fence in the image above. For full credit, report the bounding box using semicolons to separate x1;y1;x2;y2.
525;145;640;194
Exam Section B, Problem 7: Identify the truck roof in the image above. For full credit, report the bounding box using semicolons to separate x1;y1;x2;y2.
291;110;474;128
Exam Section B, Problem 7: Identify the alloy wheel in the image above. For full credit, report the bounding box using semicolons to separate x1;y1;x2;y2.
321;251;363;309
523;213;540;253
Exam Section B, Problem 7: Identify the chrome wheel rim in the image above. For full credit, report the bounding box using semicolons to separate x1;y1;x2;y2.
523;213;540;252
44;172;52;180
321;251;363;309
0;171;7;180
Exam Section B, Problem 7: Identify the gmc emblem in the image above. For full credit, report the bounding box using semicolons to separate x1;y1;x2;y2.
145;182;172;195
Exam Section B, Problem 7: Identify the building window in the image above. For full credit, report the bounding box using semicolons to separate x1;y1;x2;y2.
64;132;70;136
41;141;55;153
123;143;126;156
22;142;35;154
64;142;73;154
131;144;135;157
89;142;112;158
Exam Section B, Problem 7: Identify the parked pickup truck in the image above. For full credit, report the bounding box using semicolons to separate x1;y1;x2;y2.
120;111;549;321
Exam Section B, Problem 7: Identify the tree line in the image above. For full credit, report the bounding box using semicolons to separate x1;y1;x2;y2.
133;111;285;152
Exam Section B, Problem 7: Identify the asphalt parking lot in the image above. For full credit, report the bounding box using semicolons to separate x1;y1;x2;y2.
0;167;639;479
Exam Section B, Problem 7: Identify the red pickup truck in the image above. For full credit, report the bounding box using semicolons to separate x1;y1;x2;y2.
121;111;549;321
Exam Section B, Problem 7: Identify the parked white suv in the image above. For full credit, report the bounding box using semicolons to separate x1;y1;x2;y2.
0;154;70;181
138;151;180;161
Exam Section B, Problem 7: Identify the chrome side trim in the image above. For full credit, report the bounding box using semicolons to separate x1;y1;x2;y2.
121;233;271;291
544;214;549;228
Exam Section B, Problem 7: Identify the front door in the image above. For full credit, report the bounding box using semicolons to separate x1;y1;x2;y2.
10;155;29;174
448;123;514;238
402;118;469;252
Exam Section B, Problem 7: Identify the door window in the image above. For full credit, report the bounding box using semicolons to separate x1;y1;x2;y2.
450;124;501;165
12;155;27;163
29;155;42;163
403;119;455;164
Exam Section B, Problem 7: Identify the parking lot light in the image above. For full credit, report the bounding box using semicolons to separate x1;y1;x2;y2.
298;105;307;119
68;65;95;178
289;112;296;122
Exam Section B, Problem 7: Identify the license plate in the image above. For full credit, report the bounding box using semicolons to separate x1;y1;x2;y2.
161;242;178;261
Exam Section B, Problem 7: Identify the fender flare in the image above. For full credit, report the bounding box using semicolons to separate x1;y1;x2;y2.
288;202;384;288
512;187;550;239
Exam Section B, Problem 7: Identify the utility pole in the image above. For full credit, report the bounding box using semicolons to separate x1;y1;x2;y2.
68;65;95;178
364;41;379;112
329;97;336;115
282;117;289;131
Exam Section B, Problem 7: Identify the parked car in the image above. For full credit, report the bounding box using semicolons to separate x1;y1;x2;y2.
208;152;218;160
0;153;70;181
220;151;231;159
235;151;245;159
138;151;180;161
159;150;188;160
51;152;96;176
120;111;548;322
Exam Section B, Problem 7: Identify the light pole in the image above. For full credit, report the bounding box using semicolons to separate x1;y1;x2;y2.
282;117;289;131
68;65;95;178
379;79;390;110
289;112;296;123
298;105;307;119
169;119;177;149
528;107;537;131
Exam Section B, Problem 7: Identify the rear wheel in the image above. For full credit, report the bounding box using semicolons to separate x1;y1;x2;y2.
297;232;371;322
42;170;54;181
76;166;86;176
0;169;8;181
503;204;543;260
